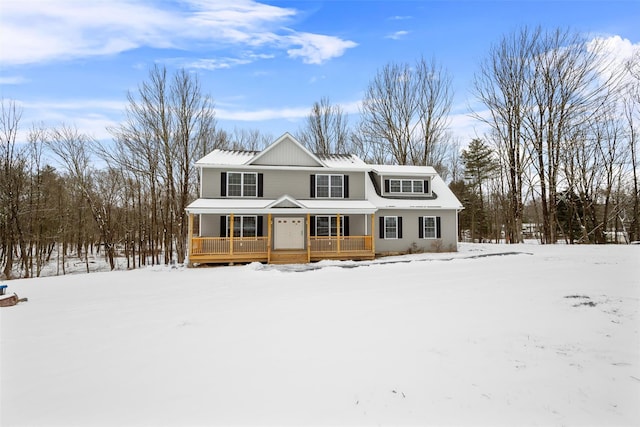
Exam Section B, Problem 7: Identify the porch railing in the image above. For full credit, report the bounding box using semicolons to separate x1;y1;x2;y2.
192;237;268;255
192;236;372;255
309;236;373;253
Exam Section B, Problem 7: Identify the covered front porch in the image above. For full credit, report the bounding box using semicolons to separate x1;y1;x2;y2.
186;196;377;265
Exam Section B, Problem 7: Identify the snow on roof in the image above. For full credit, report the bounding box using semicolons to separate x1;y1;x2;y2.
371;164;438;176
316;154;369;169
187;198;270;211
187;197;377;214
301;199;377;213
195;149;257;166
366;173;463;210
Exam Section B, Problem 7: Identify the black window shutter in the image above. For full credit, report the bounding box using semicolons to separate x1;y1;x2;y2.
424;180;429;193
384;179;390;193
379;217;385;239
221;172;227;197
257;216;263;236
436;217;441;238
419;217;424;239
310;175;316;198
220;216;226;237
398;217;403;239
343;216;350;236
258;173;264;197
343;175;349;198
310;216;316;236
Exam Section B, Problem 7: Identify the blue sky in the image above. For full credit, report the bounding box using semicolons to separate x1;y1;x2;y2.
1;0;639;146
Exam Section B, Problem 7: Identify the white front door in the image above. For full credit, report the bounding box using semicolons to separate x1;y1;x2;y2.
274;217;305;250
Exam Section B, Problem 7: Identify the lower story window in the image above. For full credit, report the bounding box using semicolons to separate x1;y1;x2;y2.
315;216;345;237
384;216;398;239
423;216;437;239
226;215;257;238
379;216;402;239
419;216;440;239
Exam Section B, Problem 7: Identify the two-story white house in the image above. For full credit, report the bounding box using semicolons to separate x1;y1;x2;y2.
185;133;463;264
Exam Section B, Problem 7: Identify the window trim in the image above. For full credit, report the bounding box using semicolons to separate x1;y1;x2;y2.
422;216;437;239
314;215;345;237
226;172;258;198
384;216;398;240
225;215;258;238
388;178;425;194
315;174;344;199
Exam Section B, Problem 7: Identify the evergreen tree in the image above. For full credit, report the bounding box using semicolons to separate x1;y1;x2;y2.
556;190;585;244
461;139;498;241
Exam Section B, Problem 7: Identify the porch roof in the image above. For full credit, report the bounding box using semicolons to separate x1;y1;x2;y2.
186;197;377;215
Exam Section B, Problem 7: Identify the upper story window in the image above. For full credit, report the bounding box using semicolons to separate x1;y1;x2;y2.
388;178;426;194
228;172;256;197
310;174;349;198
221;172;263;197
317;174;342;198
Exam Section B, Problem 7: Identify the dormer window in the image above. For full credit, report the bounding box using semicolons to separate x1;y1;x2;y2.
385;178;429;194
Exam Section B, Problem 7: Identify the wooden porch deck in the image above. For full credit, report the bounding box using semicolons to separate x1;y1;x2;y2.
189;236;374;265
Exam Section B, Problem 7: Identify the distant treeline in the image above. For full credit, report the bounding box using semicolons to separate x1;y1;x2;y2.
1;26;638;278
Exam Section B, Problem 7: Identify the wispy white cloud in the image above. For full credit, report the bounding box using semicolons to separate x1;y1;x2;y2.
14;99;126;142
169;53;275;70
385;31;409;41
339;100;362;115
218;106;310;121
587;35;640;84
0;0;357;67
389;15;412;21
218;99;361;122
0;75;28;85
448;110;490;146
21;99;127;113
286;32;358;64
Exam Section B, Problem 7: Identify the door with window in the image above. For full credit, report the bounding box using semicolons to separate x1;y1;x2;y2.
274;217;305;250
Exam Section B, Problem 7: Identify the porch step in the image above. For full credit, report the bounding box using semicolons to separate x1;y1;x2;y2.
269;250;309;264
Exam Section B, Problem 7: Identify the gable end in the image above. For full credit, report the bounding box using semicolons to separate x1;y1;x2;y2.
249;133;325;167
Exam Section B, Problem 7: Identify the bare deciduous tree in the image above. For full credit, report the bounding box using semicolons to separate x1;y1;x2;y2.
472;27;537;243
47;125;119;270
0;99;26;278
359;57;453;166
297;97;350;155
523;29;622;243
228;127;271;151
107;65;217;264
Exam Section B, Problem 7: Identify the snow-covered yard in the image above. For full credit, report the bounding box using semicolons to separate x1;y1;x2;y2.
1;243;639;426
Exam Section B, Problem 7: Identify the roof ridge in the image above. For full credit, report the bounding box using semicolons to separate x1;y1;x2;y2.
215;148;259;154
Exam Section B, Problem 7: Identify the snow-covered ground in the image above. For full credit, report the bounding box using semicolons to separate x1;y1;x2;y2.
1;243;639;426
